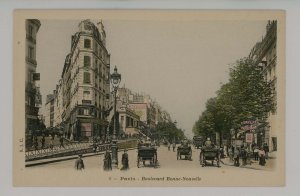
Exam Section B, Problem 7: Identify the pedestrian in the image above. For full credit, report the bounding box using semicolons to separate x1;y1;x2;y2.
224;144;228;157
220;145;225;158
103;150;112;171
240;147;247;166
93;143;97;153
121;149;129;170
33;136;38;149
51;133;55;140
34;139;38;150
259;147;266;166
49;138;54;150
228;146;233;162
204;138;212;147
263;142;269;159
172;142;176;152
75;154;85;170
59;136;64;148
251;142;256;153
168;142;171;151
41;136;45;149
233;147;240;167
253;146;259;161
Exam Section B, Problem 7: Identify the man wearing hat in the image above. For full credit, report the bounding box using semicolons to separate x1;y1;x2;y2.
75;154;85;170
121;149;129;170
204;138;212;147
103;150;112;171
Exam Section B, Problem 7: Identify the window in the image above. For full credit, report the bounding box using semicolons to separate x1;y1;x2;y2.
83;72;91;84
28;47;34;59
84;39;91;48
78;108;83;115
84;108;89;115
83;91;90;100
84;56;91;67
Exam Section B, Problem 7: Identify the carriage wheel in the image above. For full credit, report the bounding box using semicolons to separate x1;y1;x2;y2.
201;155;206;167
200;152;203;165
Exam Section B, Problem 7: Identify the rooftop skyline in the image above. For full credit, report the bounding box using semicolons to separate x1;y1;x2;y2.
36;19;268;138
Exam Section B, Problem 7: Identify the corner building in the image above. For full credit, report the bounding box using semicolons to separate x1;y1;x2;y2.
61;20;111;141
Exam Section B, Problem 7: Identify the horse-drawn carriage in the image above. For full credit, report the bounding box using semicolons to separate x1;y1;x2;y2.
193;136;204;149
177;145;192;160
200;147;220;167
137;143;158;168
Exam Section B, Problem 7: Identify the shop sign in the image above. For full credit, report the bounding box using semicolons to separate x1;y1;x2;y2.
246;133;253;143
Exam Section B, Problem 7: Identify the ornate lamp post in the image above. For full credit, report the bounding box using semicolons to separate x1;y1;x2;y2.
110;66;121;169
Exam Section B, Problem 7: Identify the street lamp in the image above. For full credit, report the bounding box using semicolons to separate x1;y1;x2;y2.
110;66;121;169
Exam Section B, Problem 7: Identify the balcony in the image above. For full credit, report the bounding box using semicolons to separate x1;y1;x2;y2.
26;83;37;94
26;57;37;66
26;105;39;116
82;100;92;105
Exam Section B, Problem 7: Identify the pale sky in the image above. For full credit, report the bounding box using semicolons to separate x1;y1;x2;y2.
36;19;267;139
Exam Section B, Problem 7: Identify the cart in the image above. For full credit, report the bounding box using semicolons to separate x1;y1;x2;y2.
200;147;220;167
177;145;192;160
137;145;158;168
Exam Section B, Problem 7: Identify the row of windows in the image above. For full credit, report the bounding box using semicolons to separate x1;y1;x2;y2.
77;107;105;119
83;71;108;93
83;90;106;107
83;55;107;77
84;38;107;62
120;116;140;128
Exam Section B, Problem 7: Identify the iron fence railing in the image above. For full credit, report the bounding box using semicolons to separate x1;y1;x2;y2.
25;142;96;161
25;139;137;161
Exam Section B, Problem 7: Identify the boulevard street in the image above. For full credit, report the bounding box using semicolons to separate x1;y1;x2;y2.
25;144;275;186
28;145;251;171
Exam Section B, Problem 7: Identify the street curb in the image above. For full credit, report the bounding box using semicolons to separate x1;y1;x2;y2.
25;147;137;167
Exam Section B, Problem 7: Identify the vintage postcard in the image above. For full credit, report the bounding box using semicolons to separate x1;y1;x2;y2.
13;10;285;186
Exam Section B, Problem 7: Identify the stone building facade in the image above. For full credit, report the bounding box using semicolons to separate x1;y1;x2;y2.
249;20;277;151
44;94;54;128
45;20;111;141
118;87;172;131
44;80;64;130
118;105;141;136
25;19;42;137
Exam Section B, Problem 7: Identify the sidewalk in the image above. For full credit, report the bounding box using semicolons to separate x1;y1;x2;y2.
26;147;137;167
221;151;276;171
